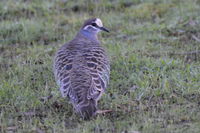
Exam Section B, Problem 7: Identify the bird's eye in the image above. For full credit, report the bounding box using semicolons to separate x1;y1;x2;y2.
91;23;97;27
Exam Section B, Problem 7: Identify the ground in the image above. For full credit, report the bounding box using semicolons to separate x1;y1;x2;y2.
0;0;200;132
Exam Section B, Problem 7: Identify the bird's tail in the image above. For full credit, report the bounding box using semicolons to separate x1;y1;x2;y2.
76;99;97;120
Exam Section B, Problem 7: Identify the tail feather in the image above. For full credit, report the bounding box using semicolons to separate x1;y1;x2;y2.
76;99;97;120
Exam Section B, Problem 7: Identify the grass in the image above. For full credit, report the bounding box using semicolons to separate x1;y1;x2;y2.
0;0;200;132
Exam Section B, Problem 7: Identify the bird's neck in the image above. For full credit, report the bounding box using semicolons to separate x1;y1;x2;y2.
79;29;98;42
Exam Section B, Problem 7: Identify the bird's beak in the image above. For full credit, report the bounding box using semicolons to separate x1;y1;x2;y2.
99;27;109;32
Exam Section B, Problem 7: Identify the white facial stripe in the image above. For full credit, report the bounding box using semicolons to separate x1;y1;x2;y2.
95;18;103;27
83;25;99;30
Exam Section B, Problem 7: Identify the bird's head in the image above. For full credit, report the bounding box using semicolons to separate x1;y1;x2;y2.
81;18;109;35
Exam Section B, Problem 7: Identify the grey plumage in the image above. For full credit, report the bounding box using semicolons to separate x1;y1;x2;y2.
53;18;110;119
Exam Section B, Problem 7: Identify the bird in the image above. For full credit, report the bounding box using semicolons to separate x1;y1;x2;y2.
53;18;110;119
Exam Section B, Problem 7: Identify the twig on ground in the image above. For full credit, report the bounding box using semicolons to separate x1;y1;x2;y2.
144;50;200;57
192;34;200;43
20;111;36;116
7;126;18;131
97;109;113;114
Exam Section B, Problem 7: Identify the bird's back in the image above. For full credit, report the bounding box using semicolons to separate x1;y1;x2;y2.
53;36;110;119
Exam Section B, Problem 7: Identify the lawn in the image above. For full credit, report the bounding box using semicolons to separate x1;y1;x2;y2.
0;0;200;132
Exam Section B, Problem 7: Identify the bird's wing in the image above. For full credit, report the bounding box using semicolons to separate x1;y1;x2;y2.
83;47;110;100
54;49;77;101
